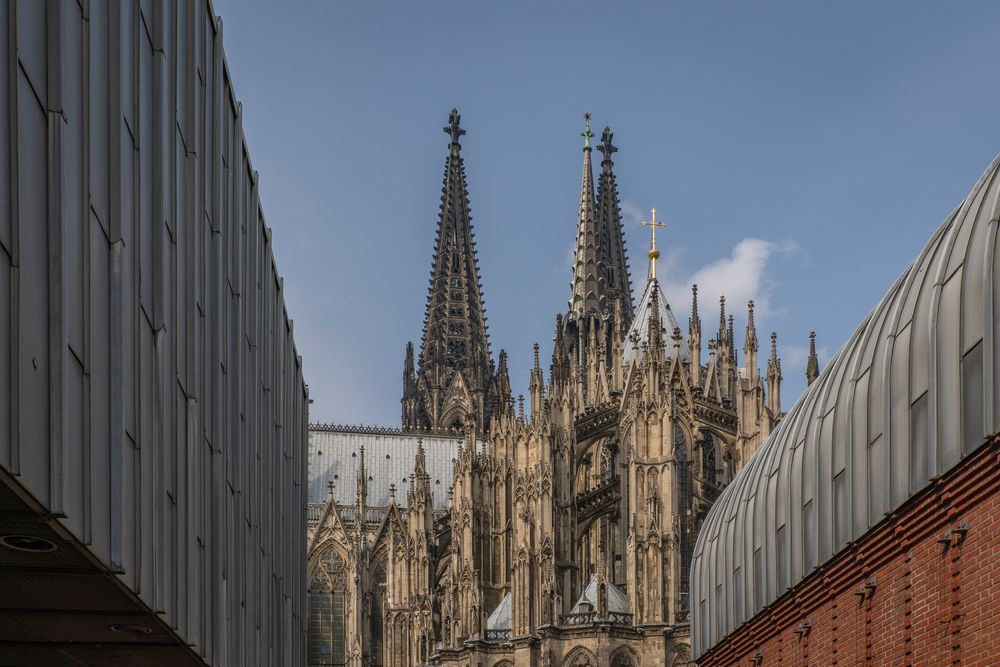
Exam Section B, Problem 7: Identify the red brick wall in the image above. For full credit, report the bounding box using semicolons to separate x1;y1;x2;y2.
698;436;1000;666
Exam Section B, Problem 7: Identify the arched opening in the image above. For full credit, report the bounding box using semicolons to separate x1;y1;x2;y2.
370;565;387;667
308;549;347;666
674;425;694;597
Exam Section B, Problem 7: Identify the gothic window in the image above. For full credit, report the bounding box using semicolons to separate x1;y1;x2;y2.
448;305;464;317
370;566;387;667
675;425;694;594
450;290;463;301
450;277;460;288
447;340;466;357
610;649;637;667
308;550;347;666
701;434;717;486
563;647;597;667
448;322;465;336
600;443;614;482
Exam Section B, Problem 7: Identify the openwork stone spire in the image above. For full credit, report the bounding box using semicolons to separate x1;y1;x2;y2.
596;125;634;327
402;109;494;434
569;113;602;316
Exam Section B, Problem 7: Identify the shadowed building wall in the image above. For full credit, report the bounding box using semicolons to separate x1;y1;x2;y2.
0;1;308;664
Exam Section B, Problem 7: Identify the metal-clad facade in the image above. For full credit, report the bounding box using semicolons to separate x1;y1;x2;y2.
0;1;308;664
690;154;1000;658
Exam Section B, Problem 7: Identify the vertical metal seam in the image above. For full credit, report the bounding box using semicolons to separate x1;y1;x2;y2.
46;0;68;516
81;0;93;546
8;0;20;476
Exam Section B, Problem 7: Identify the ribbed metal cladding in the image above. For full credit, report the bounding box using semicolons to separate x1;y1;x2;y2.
691;154;1000;658
0;1;308;665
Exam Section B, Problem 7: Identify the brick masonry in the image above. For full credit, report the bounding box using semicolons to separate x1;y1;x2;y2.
697;434;1000;666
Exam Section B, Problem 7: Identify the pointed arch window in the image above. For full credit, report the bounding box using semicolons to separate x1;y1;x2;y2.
701;433;717;486
675;425;694;594
370;566;387;667
308;550;347;666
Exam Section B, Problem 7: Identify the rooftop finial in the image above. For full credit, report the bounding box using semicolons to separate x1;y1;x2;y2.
806;331;820;385
444;107;465;152
640;208;667;279
598;125;617;165
581;112;594;150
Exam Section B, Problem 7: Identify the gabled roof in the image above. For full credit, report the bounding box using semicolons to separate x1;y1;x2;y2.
691;154;1000;658
570;574;629;614
486;592;511;630
623;278;688;366
308;429;464;508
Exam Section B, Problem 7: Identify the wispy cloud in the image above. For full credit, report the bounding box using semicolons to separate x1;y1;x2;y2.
661;238;799;321
620;199;646;227
782;343;830;383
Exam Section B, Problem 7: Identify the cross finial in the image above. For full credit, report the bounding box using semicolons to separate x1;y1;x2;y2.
444;108;465;151
389;483;397;500
581;112;594;150
640;208;668;279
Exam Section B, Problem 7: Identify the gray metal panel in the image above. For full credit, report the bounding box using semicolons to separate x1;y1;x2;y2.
0;1;308;664
308;427;465;508
691;154;1000;658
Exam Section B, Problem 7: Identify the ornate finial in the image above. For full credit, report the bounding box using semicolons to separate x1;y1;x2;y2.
389;483;397;501
581;112;594;150
640;208;667;279
327;479;335;496
598;125;617;164
444;108;466;151
806;331;820;385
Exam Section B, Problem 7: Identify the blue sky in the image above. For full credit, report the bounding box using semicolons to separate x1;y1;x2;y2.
212;0;1000;425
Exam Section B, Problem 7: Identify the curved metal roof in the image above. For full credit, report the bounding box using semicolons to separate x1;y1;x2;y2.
690;155;1000;658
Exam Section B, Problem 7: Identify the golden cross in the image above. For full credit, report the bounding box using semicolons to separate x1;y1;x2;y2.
640;208;667;279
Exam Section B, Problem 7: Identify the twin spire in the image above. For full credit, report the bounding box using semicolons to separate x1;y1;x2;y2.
569;113;634;325
403;109;822;432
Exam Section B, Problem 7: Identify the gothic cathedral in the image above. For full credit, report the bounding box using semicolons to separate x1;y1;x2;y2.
306;110;819;667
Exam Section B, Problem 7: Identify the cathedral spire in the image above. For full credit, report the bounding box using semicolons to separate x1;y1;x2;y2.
744;300;758;354
744;300;759;382
806;331;820;385
689;285;702;385
402;342;417;428
569;113;602;316
596;125;634;325
495;350;512;416
406;109;495;433
718;296;727;347
767;332;782;415
356;445;368;514
529;343;545;419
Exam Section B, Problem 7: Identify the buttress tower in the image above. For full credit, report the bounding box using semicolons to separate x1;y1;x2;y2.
403;109;496;434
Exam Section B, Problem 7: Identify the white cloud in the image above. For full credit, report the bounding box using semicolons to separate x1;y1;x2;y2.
620;199;646;227
660;238;799;322
783;342;830;368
